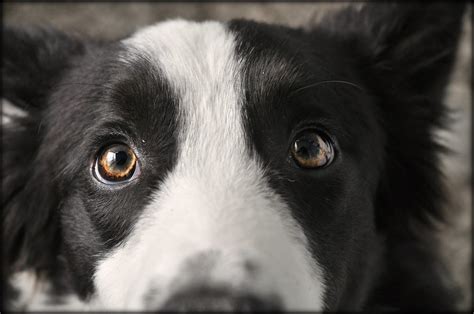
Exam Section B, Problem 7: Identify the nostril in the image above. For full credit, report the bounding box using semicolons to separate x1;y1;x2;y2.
160;287;282;312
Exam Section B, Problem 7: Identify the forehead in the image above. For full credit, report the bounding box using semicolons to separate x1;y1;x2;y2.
118;19;307;123
111;19;369;138
122;20;240;92
120;20;244;141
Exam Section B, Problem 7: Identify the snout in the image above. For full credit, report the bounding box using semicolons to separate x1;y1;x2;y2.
160;286;282;312
94;167;326;311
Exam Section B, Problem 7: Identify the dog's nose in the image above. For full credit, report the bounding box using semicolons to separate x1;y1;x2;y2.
160;287;282;311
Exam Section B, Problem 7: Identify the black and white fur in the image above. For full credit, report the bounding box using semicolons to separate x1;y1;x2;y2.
2;3;466;311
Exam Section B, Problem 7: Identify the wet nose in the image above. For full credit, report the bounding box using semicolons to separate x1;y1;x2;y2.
160;286;282;312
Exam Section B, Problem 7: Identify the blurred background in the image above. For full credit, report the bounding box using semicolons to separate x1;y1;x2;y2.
4;2;471;309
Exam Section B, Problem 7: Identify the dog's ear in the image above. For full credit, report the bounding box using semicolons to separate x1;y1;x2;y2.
321;3;466;100
2;27;85;275
322;3;466;228
3;26;85;110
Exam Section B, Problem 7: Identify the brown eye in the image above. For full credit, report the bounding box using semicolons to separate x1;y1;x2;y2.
290;131;335;169
94;144;139;183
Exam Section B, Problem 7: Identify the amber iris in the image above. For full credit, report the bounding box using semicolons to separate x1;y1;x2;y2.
96;144;137;182
291;131;334;168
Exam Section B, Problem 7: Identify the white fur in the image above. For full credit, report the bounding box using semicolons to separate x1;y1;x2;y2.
2;98;27;125
93;20;326;310
9;271;87;311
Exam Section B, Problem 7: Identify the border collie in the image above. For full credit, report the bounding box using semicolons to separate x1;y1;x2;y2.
2;3;467;311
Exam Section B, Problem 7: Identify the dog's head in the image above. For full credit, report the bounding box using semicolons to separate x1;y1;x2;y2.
2;3;465;311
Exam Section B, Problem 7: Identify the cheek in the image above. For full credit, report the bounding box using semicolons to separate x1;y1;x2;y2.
83;190;144;249
80;165;163;249
269;165;379;307
60;196;105;298
301;189;378;309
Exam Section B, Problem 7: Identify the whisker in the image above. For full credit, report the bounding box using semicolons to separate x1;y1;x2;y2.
292;80;364;95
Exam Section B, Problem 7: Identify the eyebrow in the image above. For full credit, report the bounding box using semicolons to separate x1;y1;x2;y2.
91;120;137;138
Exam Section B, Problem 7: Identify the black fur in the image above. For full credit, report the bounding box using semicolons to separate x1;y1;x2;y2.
229;3;465;310
1;3;467;311
2;27;180;300
2;27;87;302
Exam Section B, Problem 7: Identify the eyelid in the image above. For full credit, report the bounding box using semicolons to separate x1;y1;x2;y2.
86;121;139;154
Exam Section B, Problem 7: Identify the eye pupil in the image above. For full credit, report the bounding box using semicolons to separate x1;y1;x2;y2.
113;151;129;167
297;144;309;157
295;137;321;158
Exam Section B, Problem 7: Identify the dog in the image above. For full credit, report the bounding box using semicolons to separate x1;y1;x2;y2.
2;3;467;311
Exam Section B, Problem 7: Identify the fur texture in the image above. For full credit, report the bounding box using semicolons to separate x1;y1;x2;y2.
1;3;466;311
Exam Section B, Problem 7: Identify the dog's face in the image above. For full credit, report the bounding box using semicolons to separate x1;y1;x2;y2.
3;4;465;311
58;20;383;310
